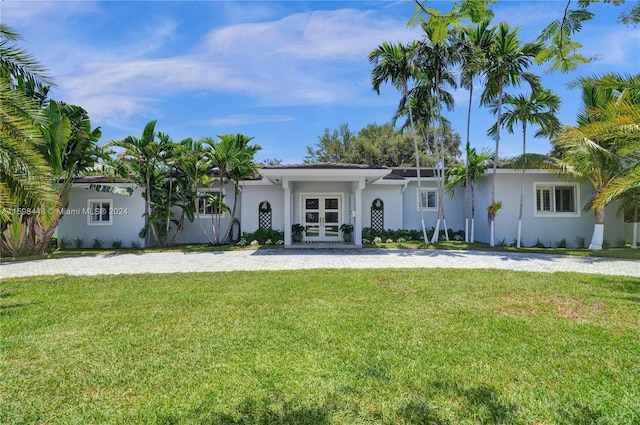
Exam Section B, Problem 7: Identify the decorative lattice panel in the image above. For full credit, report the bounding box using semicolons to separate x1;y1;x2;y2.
371;199;384;232
258;201;272;229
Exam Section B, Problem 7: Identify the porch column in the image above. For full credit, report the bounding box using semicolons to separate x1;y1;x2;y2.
283;179;292;246
355;179;365;246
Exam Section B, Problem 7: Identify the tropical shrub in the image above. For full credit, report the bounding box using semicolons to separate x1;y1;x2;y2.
92;238;103;249
241;228;284;245
73;238;84;249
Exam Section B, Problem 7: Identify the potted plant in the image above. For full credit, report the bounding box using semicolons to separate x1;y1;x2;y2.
340;223;354;242
291;223;305;242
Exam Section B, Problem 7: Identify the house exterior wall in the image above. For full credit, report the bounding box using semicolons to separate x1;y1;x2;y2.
173;182;238;245
475;171;626;247
401;180;466;233
57;185;146;248
57;168;629;249
362;184;403;229
626;222;638;246
240;184;285;233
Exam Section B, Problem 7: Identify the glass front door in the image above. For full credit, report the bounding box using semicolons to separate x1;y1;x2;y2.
302;195;342;242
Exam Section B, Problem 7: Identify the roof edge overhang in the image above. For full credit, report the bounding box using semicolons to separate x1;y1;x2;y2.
258;166;392;184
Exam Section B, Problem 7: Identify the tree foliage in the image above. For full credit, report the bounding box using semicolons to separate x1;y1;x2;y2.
304;122;460;167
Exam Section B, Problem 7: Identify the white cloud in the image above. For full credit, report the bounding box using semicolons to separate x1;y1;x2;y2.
581;26;640;67
51;6;416;122
208;114;296;126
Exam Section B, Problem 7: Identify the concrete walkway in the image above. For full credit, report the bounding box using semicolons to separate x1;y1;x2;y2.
1;248;639;279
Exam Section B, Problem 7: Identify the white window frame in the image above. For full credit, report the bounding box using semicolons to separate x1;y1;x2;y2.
417;188;438;211
195;189;227;218
87;199;113;226
533;182;580;217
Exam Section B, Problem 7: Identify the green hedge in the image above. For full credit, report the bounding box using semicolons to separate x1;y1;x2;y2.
362;227;465;242
241;228;284;245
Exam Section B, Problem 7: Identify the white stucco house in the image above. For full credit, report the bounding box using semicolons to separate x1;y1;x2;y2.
58;163;635;249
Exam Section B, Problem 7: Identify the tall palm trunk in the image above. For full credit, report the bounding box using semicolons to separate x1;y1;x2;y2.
165;167;173;245
470;179;476;243
405;83;429;245
214;178;225;245
517;123;527;248
490;78;504;247
589;204;605;250
222;182;240;244
464;85;473;243
145;171;160;247
632;205;638;249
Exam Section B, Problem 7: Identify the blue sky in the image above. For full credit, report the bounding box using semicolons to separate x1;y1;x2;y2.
3;1;639;164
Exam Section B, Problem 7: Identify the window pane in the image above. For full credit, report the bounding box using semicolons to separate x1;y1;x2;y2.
555;187;575;212
306;225;319;237
100;202;110;222
325;198;339;209
306;212;319;223
427;191;436;209
325;212;339;224
325;225;339;237
536;188;551;212
305;198;319;209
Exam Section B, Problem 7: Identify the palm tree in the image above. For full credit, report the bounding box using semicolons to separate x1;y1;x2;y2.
445;145;492;243
0;25;55;220
370;41;429;244
0;80;53;213
458;19;495;242
415;22;461;243
108;120;164;246
30;102;104;254
488;89;561;248
551;75;640;250
481;22;542;246
172;137;217;244
205;134;260;245
221;134;261;244
587;73;640;210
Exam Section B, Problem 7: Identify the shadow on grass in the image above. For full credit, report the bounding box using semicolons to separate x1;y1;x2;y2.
157;396;333;425
558;402;607;425
161;381;518;424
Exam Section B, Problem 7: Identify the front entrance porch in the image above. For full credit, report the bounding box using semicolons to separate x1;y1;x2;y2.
257;164;392;248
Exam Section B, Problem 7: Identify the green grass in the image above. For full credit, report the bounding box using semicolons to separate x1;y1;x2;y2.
2;269;639;424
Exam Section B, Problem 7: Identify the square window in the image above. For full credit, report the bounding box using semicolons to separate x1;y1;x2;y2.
418;189;438;211
196;190;226;217
534;183;578;216
87;200;112;226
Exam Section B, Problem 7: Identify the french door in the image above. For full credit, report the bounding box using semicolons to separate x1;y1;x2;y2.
302;195;342;242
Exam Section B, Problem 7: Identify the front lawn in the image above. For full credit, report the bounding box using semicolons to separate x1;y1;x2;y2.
2;269;639;424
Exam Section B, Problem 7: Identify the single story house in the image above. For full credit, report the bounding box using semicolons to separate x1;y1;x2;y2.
58;163;635;249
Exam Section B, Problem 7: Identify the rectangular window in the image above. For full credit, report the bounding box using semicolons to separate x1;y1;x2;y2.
87;199;112;226
196;190;226;217
536;187;552;212
534;183;578;216
418;189;438;211
555;186;575;212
